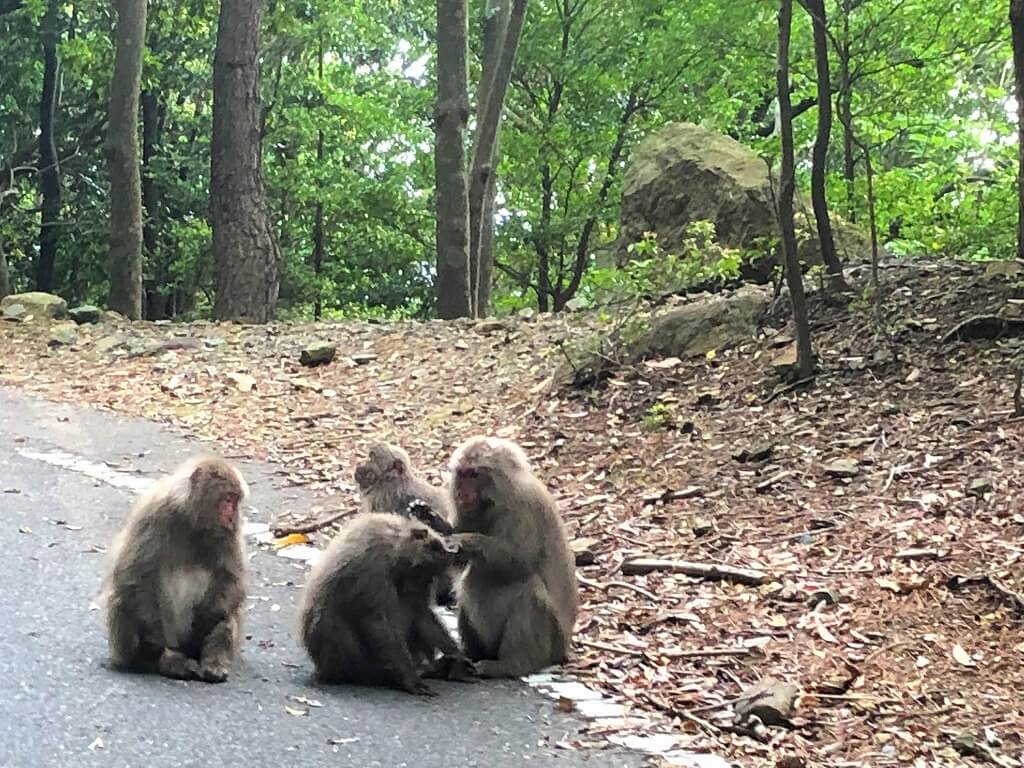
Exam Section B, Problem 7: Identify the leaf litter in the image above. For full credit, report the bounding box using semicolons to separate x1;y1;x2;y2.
1;261;1023;766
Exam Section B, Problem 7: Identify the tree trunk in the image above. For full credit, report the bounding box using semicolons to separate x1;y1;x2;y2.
838;0;855;222
211;0;280;323
777;0;815;379
476;172;498;313
433;0;472;319
106;0;146;320
141;90;164;319
312;34;325;320
0;241;9;300
1012;0;1024;260
801;0;844;285
36;0;61;293
468;0;528;316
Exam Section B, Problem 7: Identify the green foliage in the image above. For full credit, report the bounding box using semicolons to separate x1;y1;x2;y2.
641;401;675;432
0;0;1015;319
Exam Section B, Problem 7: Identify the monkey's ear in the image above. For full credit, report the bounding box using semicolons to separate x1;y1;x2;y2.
190;465;205;485
390;459;404;474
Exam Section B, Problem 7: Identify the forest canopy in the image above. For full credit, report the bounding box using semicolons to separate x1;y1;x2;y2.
0;0;1012;321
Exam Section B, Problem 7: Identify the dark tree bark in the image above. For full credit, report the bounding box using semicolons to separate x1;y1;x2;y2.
837;0;856;222
777;0;815;379
0;241;9;299
36;0;61;293
211;0;280;323
1012;0;1024;260
433;0;472;319
800;0;844;285
106;0;147;319
312;33;325;320
468;0;527;316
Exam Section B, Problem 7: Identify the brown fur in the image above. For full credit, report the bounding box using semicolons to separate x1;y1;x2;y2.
101;455;248;683
354;442;456;603
449;437;578;678
298;513;467;695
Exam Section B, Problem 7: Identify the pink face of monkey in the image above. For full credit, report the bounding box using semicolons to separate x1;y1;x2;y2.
453;465;481;512
190;460;246;533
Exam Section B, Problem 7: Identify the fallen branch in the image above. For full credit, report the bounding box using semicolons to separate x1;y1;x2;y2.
942;314;1024;343
578;638;646;657
272;508;353;537
620;558;768;585
763;375;816;404
1015;368;1023;418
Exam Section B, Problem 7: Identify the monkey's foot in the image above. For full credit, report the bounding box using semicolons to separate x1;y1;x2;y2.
424;654;478;683
197;662;230;683
157;649;202;681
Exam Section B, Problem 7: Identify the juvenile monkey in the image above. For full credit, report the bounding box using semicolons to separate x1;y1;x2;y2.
102;455;248;683
298;513;471;695
448;437;578;678
354;442;456;603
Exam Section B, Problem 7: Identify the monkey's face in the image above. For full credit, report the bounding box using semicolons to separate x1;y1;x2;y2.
217;489;242;532
453;464;483;512
354;461;378;490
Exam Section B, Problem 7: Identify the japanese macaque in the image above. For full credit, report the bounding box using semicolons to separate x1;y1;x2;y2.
354;442;456;604
448;437;577;678
298;513;472;695
102;455;248;683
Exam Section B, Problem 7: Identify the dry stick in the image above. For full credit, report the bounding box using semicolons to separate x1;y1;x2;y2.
272;508;353;537
1014;368;1023;418
620;558;768;586
578;574;660;602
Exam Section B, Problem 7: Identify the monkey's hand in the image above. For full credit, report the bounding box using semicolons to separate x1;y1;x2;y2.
408;679;437;698
406;499;453;535
441;654;478;683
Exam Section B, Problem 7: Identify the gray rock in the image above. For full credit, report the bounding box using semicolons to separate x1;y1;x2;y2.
967;477;993;498
351;352;378;366
47;323;79;347
633;285;769;359
734;678;799;727
2;303;26;321
615;122;868;281
68;305;102;325
300;342;336;367
476;319;508;335
733;442;774;463
93;335;125;354
0;292;68;321
823;459;859;478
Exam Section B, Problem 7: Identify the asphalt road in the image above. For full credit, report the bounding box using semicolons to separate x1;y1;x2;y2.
0;387;642;768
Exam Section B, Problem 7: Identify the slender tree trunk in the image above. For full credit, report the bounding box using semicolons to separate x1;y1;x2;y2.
0;241;9;299
106;0;146;319
141;90;162;318
800;0;844;285
36;0;61;293
838;0;855;222
434;0;472;319
468;0;528;316
477;171;498;313
535;164;553;312
860;140;879;290
777;0;815;379
312;33;325;320
211;0;280;323
1012;0;1024;260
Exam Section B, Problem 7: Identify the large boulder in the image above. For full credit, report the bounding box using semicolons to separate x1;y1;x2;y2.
616;122;867;281
0;291;68;321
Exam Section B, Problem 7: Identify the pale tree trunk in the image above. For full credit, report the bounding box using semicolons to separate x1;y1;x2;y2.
312;33;325;320
468;0;527;316
1012;0;1024;260
36;0;61;293
434;0;472;319
838;0;855;222
777;0;815;379
211;0;280;323
106;0;146;319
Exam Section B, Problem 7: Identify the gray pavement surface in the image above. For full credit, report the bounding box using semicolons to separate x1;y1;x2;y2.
0;387;642;768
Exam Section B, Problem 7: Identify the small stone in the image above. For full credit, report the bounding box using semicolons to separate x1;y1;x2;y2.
517;307;536;321
93;335;124;354
48;323;79;347
103;310;126;324
351;352;378;366
823;459;859;478
68;305;102;324
690;516;714;537
203;336;226;348
299;342;336;367
771;343;798;378
807;589;839;609
984;261;1023;279
475;319;507;335
734;678;800;727
733;442;774;463
966;477;993;499
571;538;598;567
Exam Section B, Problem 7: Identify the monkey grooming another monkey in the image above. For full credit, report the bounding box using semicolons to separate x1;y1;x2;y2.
448;437;578;678
299;513;471;695
102;455;248;683
354;442;457;604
